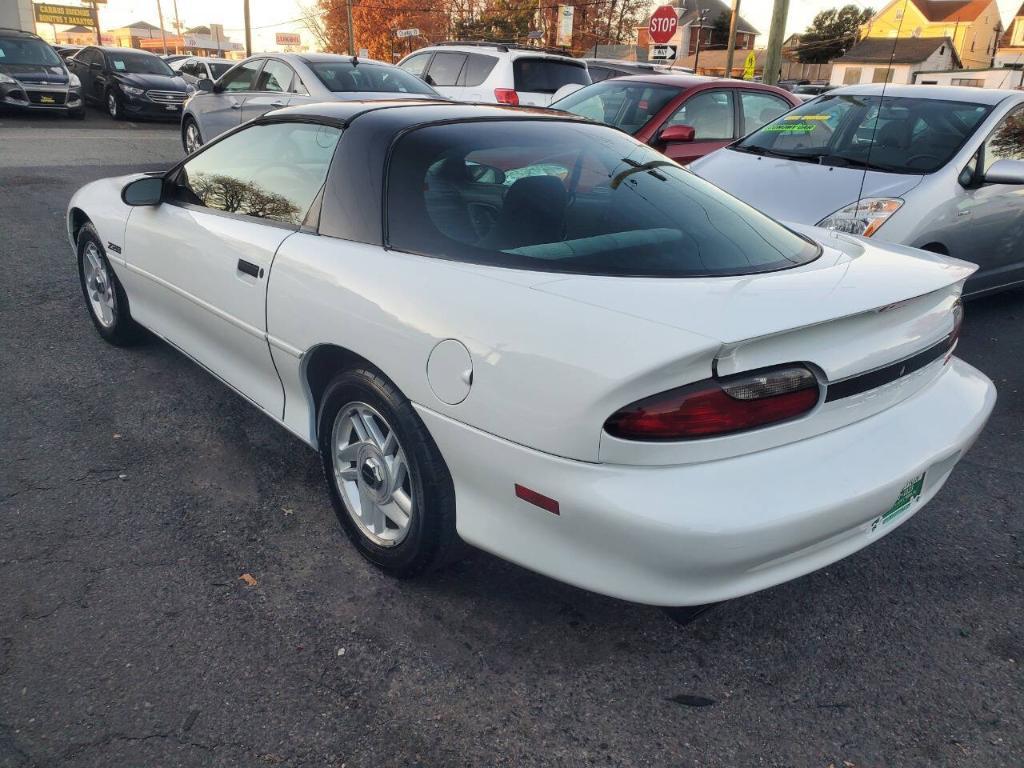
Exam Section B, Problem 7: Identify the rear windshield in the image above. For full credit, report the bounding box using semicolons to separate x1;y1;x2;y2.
734;94;991;173
387;120;819;277
554;81;680;134
108;52;174;76
310;62;437;95
0;37;62;67
513;58;589;94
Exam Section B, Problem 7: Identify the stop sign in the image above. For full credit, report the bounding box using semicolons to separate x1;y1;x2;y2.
649;5;678;45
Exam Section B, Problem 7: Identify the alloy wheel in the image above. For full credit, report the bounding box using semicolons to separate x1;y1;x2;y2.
82;242;115;328
107;92;117;118
330;401;414;547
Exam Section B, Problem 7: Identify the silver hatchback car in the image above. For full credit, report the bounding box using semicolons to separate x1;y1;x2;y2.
692;85;1024;296
181;52;443;153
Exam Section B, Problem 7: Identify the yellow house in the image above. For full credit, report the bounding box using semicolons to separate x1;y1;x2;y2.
861;0;1003;69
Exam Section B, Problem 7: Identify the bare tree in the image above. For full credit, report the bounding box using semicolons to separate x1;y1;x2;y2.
299;1;332;52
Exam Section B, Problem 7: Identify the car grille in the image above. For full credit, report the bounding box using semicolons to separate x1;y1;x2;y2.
27;90;67;105
147;90;186;104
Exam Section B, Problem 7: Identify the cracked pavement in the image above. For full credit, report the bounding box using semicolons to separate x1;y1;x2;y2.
1;112;1022;767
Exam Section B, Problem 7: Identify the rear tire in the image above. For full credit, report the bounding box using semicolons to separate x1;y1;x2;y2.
317;367;460;577
76;223;143;346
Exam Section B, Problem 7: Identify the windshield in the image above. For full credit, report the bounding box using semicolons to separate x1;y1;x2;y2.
310;62;437;94
734;94;991;173
208;62;233;78
554;81;680;135
513;58;589;94
0;37;62;67
387;121;819;277
108;52;175;76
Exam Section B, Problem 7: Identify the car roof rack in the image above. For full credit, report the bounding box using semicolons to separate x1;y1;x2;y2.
434;40;574;57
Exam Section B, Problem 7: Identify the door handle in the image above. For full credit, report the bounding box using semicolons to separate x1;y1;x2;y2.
237;259;262;278
230;103;242;109
269;100;286;107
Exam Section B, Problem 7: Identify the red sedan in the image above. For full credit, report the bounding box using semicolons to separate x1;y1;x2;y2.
552;74;801;165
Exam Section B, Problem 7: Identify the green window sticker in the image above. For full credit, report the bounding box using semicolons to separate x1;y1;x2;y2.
113;60;126;71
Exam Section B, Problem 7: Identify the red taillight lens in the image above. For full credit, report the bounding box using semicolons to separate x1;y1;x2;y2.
604;366;820;441
494;88;519;106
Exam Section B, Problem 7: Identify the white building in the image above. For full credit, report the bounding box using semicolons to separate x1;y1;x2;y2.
915;67;1024;88
830;36;962;86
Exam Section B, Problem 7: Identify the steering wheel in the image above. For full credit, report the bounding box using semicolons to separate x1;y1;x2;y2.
905;153;941;168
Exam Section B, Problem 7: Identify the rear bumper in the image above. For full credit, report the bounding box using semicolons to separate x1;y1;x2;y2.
416;357;995;606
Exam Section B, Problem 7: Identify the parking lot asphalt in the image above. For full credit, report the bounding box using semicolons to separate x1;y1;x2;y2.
1;112;1022;768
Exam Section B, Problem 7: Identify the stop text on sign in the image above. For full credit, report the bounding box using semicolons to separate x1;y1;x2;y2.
648;6;679;45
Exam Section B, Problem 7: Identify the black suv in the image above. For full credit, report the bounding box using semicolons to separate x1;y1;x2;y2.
68;46;190;120
0;28;84;118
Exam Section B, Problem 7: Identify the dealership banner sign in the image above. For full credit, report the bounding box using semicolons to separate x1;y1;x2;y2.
275;32;301;46
33;3;96;26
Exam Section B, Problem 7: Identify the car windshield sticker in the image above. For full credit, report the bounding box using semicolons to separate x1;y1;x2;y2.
0;48;6;58
113;59;126;70
871;473;925;532
764;115;830;134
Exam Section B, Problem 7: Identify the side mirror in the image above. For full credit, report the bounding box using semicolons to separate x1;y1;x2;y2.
121;176;164;206
196;78;215;93
658;125;696;144
983;158;1024;185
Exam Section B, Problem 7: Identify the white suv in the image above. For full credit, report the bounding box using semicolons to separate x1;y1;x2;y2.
397;42;590;107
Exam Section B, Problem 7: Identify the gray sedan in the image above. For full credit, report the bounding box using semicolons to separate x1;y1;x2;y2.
181;52;443;153
691;85;1024;296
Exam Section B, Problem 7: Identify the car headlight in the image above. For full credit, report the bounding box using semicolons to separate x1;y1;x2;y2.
817;198;903;237
68;73;81;88
0;72;17;85
120;84;145;97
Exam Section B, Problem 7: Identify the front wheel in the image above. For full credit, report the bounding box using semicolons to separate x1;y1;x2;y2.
106;89;122;120
182;117;202;154
317;368;460;577
77;223;143;345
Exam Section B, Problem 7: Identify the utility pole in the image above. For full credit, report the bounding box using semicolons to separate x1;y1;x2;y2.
346;0;355;55
763;0;789;85
243;0;252;56
89;1;101;45
724;0;741;78
156;0;169;54
692;8;709;75
172;0;181;35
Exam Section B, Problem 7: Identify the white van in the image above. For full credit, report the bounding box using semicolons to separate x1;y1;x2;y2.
397;42;590;107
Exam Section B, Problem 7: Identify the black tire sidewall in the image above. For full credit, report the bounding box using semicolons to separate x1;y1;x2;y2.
317;368;456;576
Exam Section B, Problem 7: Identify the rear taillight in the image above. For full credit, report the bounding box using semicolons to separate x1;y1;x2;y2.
494;88;519;106
604;365;820;441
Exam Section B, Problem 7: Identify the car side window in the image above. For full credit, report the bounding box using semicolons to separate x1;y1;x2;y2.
220;59;263;92
982;105;1024;173
256;60;293;93
425;52;467;87
462;53;498;86
666;90;735;140
739;91;791;134
172;122;343;226
399;52;431;77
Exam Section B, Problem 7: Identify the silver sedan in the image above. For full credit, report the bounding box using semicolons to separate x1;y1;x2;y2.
181;52;443;153
692;85;1024;296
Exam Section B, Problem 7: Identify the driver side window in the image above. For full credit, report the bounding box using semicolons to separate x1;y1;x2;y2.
172;122;343;226
220;59;263;92
982;105;1024;173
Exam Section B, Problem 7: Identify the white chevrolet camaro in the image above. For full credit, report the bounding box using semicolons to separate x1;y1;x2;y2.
68;101;996;618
